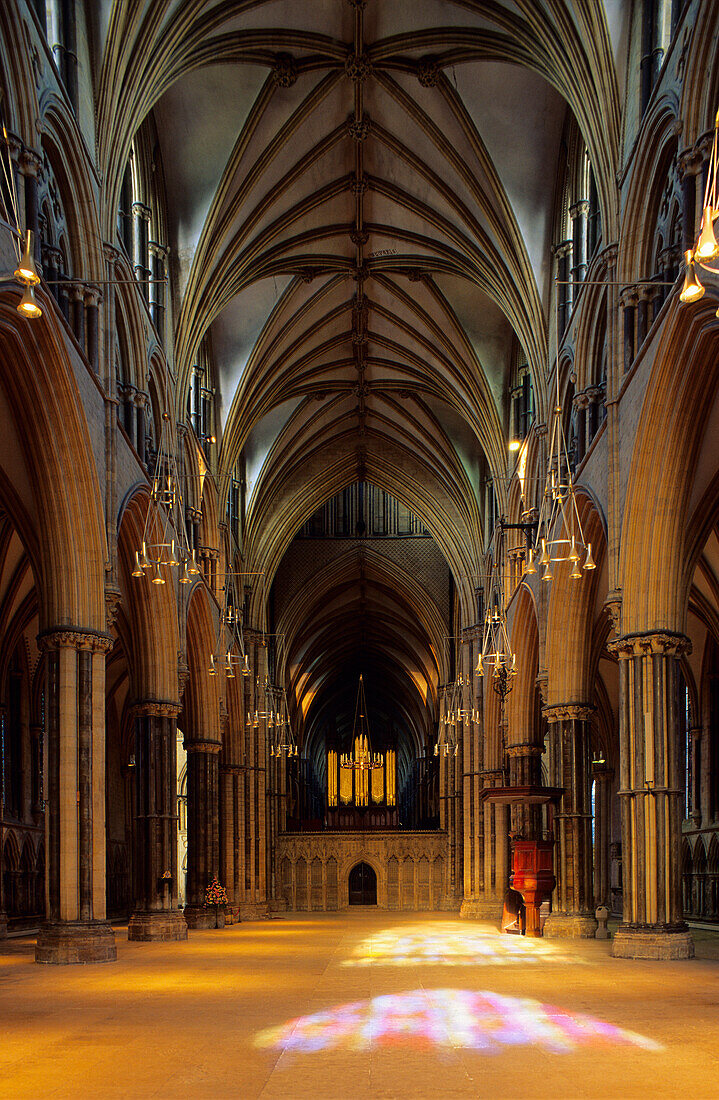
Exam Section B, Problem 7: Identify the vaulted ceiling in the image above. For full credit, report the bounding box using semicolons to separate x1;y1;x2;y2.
97;0;625;766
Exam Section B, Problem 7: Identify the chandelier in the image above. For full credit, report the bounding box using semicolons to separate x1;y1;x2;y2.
209;599;250;678
340;674;383;771
524;368;595;581
267;686;298;758
435;671;475;757
1;123;42;318
246;675;298;756
680;109;719;311
208;569;266;678
475;527;518;705
132;412;200;584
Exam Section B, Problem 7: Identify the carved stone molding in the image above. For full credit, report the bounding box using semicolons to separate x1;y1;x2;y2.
603;594;621;638
131;700;181;720
417;57;439;87
345;52;373;83
505;742;545;758
543;703;595;723
37;628;114;655
347;115;371;142
184;738;222;755
608;631;692;660
271;53;298;88
104;584;122;632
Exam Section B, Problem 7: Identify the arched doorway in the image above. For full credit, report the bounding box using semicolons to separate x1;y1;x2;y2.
348;862;377;905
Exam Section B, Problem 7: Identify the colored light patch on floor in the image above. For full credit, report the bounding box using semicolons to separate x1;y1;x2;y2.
254;988;662;1055
341;923;586;967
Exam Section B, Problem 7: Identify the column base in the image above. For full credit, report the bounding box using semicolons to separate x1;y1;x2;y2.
128;909;188;942
182;906;217;929
459;897;503;923
35;920;117;964
438;892;463;912
543;912;598;939
611;924;695;959
238;900;269;920
0;910;7;938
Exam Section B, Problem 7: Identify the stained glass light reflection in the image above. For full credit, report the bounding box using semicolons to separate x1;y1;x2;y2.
341;923;586;967
255;988;661;1055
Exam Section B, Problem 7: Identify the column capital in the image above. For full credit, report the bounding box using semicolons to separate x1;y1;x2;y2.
103;242;122;267
543;703;595;723
608;630;691;660
83;283;103;307
130;700;181;720
569;199;590;219
505;741;544;758
37;628;114;654
18;147;42;177
619;285;639;308
678;148;703;177
603;593;622;637
184;739;222;755
597;242;619;271
132;201;152;222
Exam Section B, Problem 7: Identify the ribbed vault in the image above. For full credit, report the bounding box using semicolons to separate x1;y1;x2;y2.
93;0;624;805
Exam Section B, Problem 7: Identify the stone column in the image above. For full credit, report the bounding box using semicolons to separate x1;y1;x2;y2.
543;704;598;937
35;630;117;964
183;737;221;929
0;706;7;936
83;285;101;374
134;391;148;465
572;392;588;466
220;762;240;910
149;242;168;341
569;199;589;285
127;702;187;941
67;282;85;350
555;240;573;340
679;150;701;252
461;629;484;912
620;287;638;374
507;742;544;841
609;632;694;959
132;202;152;296
239;632;269;918
593;762;614;908
18;149;41;257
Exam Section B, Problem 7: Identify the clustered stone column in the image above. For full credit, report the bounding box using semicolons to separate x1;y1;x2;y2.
127;701;187;941
507;742;544;841
592;759;614;908
609;632;694;959
237;629;269;917
183;736;221;929
35;629;117;964
461;629;484;911
543;704;598;937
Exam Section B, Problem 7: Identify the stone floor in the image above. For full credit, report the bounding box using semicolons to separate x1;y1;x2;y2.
2;911;719;1099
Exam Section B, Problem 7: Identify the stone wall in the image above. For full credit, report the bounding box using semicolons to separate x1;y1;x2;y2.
275;831;450;911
